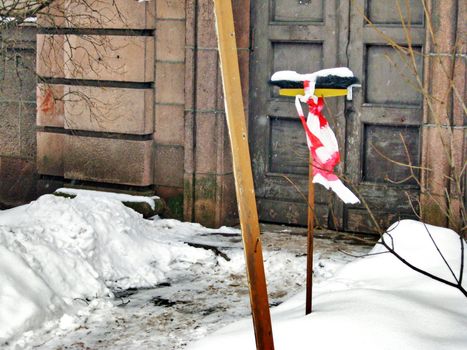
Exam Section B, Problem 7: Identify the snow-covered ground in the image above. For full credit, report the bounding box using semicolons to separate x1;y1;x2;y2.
1;194;464;349
0;194;368;349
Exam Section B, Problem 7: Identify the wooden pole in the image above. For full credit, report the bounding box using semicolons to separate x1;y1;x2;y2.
306;155;314;315
213;1;274;349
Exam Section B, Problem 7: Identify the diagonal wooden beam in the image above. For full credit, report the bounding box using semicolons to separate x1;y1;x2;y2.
212;1;274;349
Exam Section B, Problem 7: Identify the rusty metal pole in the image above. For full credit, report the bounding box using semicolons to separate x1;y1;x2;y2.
213;1;275;349
306;155;314;315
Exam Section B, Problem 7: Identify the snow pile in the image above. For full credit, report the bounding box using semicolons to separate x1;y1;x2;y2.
189;220;467;350
0;195;216;343
55;187;159;209
270;67;355;84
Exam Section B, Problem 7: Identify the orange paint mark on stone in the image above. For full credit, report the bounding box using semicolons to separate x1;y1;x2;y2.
40;88;55;113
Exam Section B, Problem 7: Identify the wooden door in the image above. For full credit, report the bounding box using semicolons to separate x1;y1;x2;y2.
250;1;424;232
250;0;349;227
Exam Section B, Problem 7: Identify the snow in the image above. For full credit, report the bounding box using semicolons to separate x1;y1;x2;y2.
189;220;467;350
270;67;354;83
0;17;37;24
1;194;464;349
0;194;220;344
0;194;368;349
55;187;159;210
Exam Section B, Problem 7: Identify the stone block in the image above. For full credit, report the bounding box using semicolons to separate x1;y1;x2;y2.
19;102;37;159
64;136;153;186
184;48;195;109
219;173;238;226
0;54;18;101
420;125;450;226
453;52;466;127
0;47;36;102
185;2;196;47
449;127;466;230
64;35;154;82
183;111;195;174
194;173;218;227
421;126;450;193
195;113;218;174
37;84;65;128
219;116;233;175
0;102;20;157
37;131;65;177
37;178;65;198
154;145;184;187
0;157;37;207
37;34;65;78
157;1;185;19
431;1;457;53
37;0;65;27
155;62;184;103
64;86;154;134
154;185;184;220
197;0;217;49
0;50;36;102
193;113;232;175
232;0;250;49
196;50;218;111
183;172;194;221
154;104;184;145
63;0;156;29
192;173;237;228
156;20;186;61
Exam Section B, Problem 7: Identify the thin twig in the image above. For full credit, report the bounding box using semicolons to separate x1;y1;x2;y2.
422;222;459;283
380;234;467;298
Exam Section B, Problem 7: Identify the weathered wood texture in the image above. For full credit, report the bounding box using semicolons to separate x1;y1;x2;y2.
214;1;274;348
250;0;426;233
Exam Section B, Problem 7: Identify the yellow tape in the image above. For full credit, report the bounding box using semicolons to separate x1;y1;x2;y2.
279;88;348;98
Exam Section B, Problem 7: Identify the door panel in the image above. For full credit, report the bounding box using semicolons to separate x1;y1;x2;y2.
272;0;324;22
269;117;309;175
345;0;424;232
367;0;424;25
365;45;423;106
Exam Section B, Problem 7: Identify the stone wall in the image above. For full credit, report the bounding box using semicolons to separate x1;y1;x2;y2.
153;1;186;219
32;0;248;227
0;25;37;208
183;0;249;227
36;1;157;206
421;0;466;231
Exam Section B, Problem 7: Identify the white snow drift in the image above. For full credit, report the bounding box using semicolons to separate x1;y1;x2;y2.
0;194;224;343
1;194;465;349
189;220;467;350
